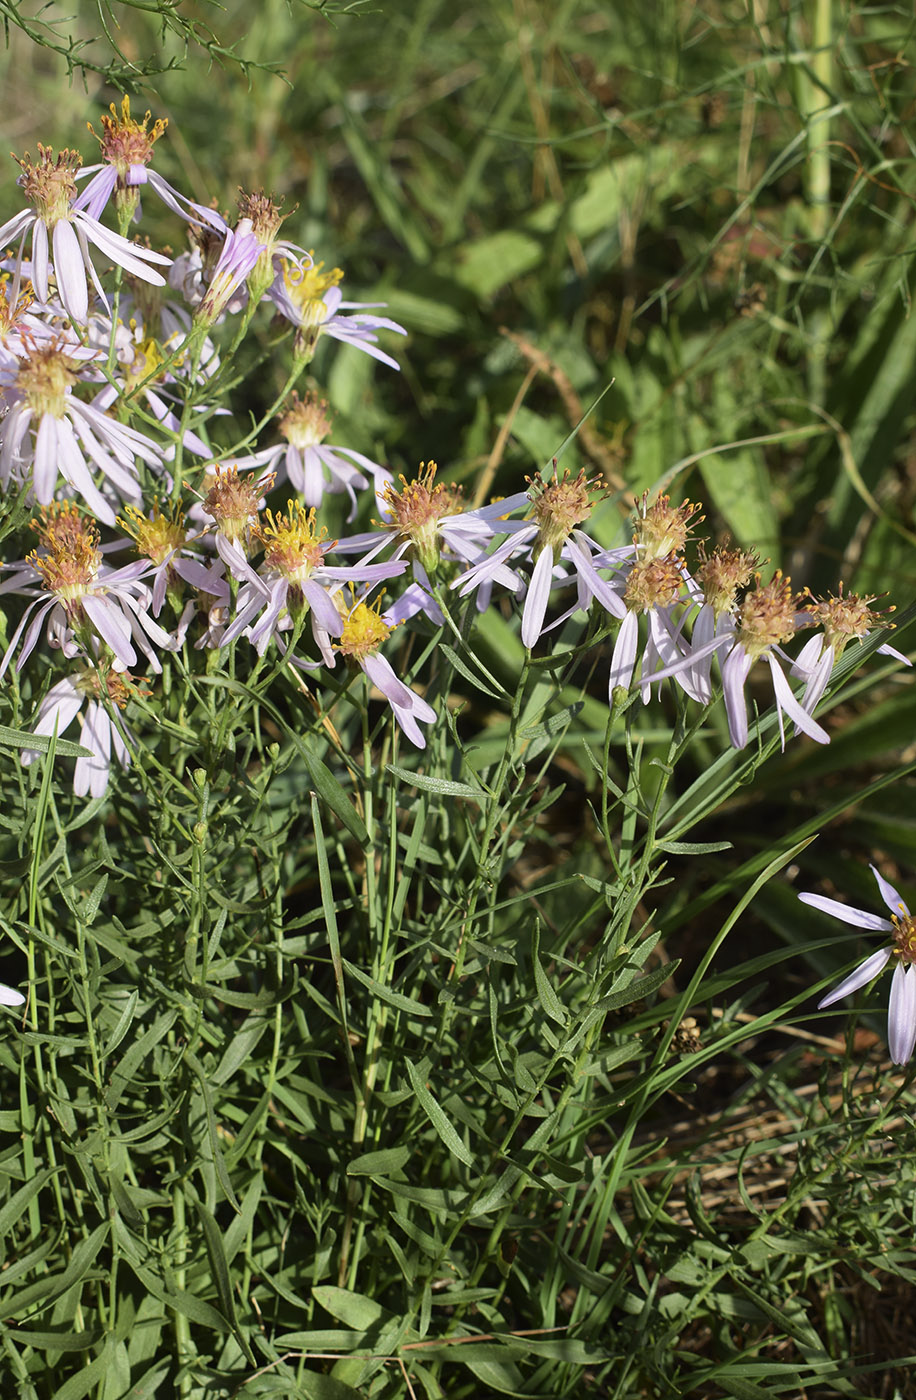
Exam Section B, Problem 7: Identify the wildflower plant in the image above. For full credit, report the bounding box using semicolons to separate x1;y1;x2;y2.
2;22;916;1399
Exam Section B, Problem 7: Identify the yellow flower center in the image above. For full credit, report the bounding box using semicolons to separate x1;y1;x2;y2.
280;258;343;328
338;599;393;661
125;335;166;390
893;913;916;965
256;502;329;581
16;342;77;418
119;501;186;564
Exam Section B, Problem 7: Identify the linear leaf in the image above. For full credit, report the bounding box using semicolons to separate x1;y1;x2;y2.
406;1060;474;1168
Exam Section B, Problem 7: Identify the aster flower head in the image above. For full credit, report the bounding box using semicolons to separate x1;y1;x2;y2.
633;492;703;561
694;540;758;622
527;467;604;560
0;335;159;524
804;583;894;660
22;665;140;798
736;571;799;659
1;501;172;677
1;143;171;323
799;864;916;1065
607;553;696;700
240;391;392;518
236;189;310;302
201;463;275;552
256;501;331;610
0;270;46;368
269;256;407;368
720;571;828;751
119;499;190;612
74;99;224;232
790;583;909;719
194;217;265;326
84;96;167;223
218;501;405;659
380;460;464;575
336;594;437;749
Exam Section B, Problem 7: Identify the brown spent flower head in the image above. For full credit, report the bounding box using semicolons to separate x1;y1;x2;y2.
255;502;330;583
278;392;332;450
623;554;685;614
633;492;703;561
89;97;167;177
14;145;81;227
120;500;187;565
237;190;287;247
804;583;894;660
337;596;393;661
381;461;463;575
527;468;602;556
28;502;100;608
16;340;78;419
736;571;799;659
74;667;148;709
695;540;759;620
202;464;274;547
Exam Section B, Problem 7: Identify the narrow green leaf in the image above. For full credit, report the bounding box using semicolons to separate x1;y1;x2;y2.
0;1170;57;1236
531;923;567;1026
0;724;91;758
194;1198;255;1364
386;766;484;801
312;1285;388;1330
342;958;432;1017
406;1060;474;1168
347;1146;412;1177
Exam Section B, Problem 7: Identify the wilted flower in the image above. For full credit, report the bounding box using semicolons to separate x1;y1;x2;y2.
800;864;916;1064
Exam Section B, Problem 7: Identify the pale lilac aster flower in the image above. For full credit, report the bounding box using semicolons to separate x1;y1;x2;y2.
335;463;529;616
451;470;624;644
0;145;170;324
237;391;392;519
799;864;916;1064
73;97;224;231
791;587;912;718
217;501;407;657
0;984;24;1008
1;503;172;678
22;668;134;798
269;258;406;368
195;218;265;326
0;341;163;525
718;572;828;750
336;596;436;748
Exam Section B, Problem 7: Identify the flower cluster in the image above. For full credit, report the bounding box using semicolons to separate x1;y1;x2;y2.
0;100;909;821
